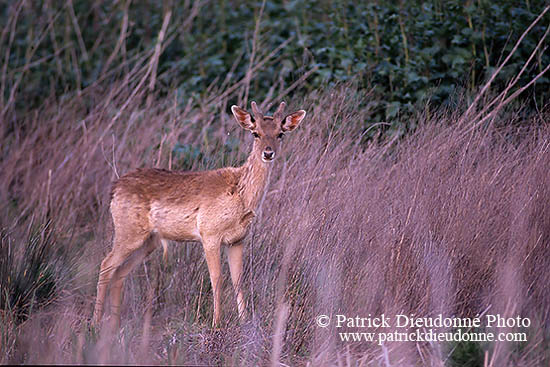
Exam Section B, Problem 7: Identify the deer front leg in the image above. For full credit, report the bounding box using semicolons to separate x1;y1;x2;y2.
226;242;247;322
202;238;222;328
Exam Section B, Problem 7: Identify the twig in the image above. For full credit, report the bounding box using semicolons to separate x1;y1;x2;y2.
219;50;245;93
1;1;57;117
101;0;130;75
475;61;550;127
261;65;319;110
1;1;24;110
45;0;65;82
469;23;550;127
147;9;172;107
243;0;266;105
207;37;294;105
67;0;89;61
10;44;70;73
100;8;173;130
462;5;550;121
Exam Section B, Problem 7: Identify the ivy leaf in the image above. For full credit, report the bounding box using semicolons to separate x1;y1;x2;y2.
386;101;401;119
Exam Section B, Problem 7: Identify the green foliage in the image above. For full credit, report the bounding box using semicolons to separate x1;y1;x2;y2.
172;142;204;170
2;0;549;129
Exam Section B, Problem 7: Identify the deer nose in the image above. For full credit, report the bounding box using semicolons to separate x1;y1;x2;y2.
262;147;275;161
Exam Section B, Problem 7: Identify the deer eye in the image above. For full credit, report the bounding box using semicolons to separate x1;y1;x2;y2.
278;132;285;139
252;132;260;138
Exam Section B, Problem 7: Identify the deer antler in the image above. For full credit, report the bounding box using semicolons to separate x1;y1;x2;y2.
274;101;286;120
251;101;263;121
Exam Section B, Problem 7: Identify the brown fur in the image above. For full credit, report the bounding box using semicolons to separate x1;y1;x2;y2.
93;101;306;330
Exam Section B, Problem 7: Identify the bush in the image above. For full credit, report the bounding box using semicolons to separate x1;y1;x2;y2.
2;0;549;128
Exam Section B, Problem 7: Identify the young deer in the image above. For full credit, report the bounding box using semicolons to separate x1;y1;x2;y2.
93;101;306;329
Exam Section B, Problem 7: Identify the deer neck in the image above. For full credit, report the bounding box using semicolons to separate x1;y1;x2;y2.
238;146;271;211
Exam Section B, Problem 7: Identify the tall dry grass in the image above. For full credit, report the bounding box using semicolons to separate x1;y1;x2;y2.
1;73;550;365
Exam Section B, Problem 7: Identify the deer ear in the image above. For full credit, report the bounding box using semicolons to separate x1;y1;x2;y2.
282;110;306;132
231;105;255;130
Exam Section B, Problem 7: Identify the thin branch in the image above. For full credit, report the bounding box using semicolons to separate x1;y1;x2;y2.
67;0;89;61
101;0;131;75
261;65;319;110
0;1;24;113
462;5;550;121
147;9;172;107
207;36;294;105
1;1;60;117
475;61;550;128
470;22;550;126
243;0;266;105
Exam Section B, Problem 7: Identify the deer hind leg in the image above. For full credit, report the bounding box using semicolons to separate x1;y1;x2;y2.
202;236;222;328
94;251;115;324
226;242;247;322
93;230;151;328
108;234;161;331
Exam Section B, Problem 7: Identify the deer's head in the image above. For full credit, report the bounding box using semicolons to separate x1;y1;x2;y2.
231;101;306;163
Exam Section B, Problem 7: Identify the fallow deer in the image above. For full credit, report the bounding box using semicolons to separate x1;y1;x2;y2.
93;101;306;329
